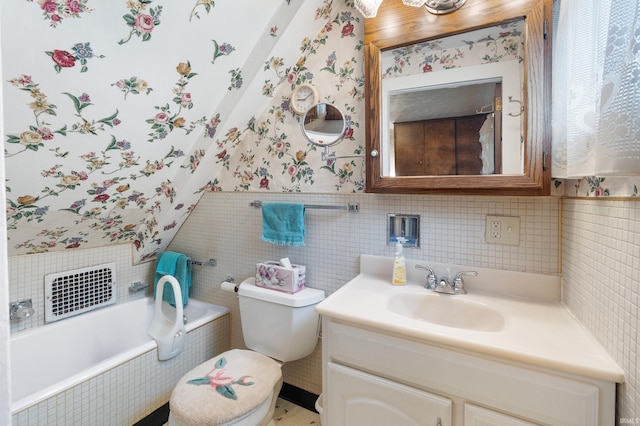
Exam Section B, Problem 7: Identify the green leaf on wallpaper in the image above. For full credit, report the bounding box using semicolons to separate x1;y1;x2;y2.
105;135;118;151
98;110;120;127
123;14;135;25
56;126;67;136
143;33;151;42
63;92;92;114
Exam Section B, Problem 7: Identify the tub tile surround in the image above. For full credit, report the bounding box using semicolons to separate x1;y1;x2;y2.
12;314;230;426
8;244;155;333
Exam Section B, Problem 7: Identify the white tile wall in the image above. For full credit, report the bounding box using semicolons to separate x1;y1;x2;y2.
562;199;640;422
168;192;561;395
9;193;639;421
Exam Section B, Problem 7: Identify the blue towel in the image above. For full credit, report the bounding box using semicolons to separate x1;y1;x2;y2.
154;251;192;307
261;202;305;246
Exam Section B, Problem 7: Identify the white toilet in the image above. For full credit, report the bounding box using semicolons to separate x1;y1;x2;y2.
168;277;325;426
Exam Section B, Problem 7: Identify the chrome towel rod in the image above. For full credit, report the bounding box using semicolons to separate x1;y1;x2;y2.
187;259;217;267
249;200;359;213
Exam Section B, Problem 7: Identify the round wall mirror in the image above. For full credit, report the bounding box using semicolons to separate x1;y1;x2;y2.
301;103;347;147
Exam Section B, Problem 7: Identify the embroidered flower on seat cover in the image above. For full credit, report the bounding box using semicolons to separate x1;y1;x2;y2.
186;356;255;400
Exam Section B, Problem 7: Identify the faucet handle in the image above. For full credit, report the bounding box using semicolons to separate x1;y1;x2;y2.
415;264;437;290
452;271;477;294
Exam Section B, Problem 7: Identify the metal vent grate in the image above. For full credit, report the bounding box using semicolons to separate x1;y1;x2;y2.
45;263;116;323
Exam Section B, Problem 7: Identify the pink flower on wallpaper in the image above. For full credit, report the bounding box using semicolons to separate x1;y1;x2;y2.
179;92;192;107
341;23;354;37
287;164;298;176
66;0;82;14
134;13;155;34
51;50;76;68
153;112;170;124
159;184;172;198
119;3;162;45
30;0;92;28
41;0;57;13
37;127;54;140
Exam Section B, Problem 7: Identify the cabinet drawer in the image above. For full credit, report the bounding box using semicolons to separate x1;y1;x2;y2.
464;404;538;426
325;320;600;426
328;362;451;426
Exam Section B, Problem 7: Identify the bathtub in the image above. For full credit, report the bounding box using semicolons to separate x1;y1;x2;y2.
10;297;229;424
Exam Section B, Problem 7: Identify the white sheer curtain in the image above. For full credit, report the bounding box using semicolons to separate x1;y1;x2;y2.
552;0;640;178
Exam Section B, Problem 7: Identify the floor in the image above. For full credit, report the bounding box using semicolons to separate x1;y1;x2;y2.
274;398;320;425
163;398;320;425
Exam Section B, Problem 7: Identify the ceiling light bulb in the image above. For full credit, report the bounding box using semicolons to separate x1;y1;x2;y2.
354;0;383;18
402;0;426;6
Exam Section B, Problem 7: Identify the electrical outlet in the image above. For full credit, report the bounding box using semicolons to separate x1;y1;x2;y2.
491;220;501;239
486;215;520;246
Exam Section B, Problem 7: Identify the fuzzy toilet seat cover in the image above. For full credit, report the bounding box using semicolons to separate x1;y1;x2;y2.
170;349;282;425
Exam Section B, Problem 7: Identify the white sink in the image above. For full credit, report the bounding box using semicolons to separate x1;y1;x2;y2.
387;292;505;332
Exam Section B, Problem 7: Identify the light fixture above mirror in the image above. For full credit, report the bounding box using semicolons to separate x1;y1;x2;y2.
355;0;466;18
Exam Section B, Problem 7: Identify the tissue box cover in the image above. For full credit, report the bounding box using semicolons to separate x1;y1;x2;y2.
255;261;306;293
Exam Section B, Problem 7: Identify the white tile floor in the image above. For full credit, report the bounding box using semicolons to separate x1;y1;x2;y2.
164;398;319;425
274;398;320;425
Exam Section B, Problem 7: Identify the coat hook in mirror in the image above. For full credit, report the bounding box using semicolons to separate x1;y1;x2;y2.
508;96;524;117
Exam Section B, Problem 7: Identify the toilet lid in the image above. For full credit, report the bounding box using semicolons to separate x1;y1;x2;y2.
170;349;282;425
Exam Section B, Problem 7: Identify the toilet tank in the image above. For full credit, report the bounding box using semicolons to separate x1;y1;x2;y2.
238;277;325;362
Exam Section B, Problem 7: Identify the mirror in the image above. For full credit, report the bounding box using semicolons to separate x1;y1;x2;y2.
364;0;552;195
382;21;525;177
301;103;347;147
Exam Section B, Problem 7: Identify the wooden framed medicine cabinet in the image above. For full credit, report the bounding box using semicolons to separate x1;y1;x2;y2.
364;0;552;195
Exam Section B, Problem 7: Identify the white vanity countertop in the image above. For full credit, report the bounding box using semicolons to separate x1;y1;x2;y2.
316;255;625;383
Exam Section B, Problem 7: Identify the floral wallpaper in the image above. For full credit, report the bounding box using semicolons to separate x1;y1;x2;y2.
381;20;524;78
2;0;364;262
2;1;637;262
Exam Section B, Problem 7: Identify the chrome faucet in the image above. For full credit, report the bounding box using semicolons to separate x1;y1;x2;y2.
415;265;478;295
451;271;478;294
415;265;437;290
9;299;35;320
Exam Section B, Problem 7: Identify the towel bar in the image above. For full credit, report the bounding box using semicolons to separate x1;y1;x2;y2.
249;200;359;212
187;259;217;267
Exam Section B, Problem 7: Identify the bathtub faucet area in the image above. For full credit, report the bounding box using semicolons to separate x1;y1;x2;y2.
129;281;149;293
9;299;35;321
10;296;229;425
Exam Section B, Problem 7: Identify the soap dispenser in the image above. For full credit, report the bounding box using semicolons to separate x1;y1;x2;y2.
392;237;407;285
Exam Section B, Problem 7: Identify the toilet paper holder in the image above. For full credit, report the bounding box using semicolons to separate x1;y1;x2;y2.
220;276;238;293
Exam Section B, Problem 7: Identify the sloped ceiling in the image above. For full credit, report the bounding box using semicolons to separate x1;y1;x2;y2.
2;0;367;262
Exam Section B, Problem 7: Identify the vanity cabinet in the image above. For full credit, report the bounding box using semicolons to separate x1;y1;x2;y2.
322;319;615;426
327;362;451;425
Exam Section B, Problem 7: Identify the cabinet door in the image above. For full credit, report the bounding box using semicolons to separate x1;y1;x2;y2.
327;362;451;426
464;404;539;426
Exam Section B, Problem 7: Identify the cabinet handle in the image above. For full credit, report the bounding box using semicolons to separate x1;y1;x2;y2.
436;417;442;426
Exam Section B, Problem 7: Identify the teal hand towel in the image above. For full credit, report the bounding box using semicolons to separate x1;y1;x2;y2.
261;202;305;246
154;251;192;308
